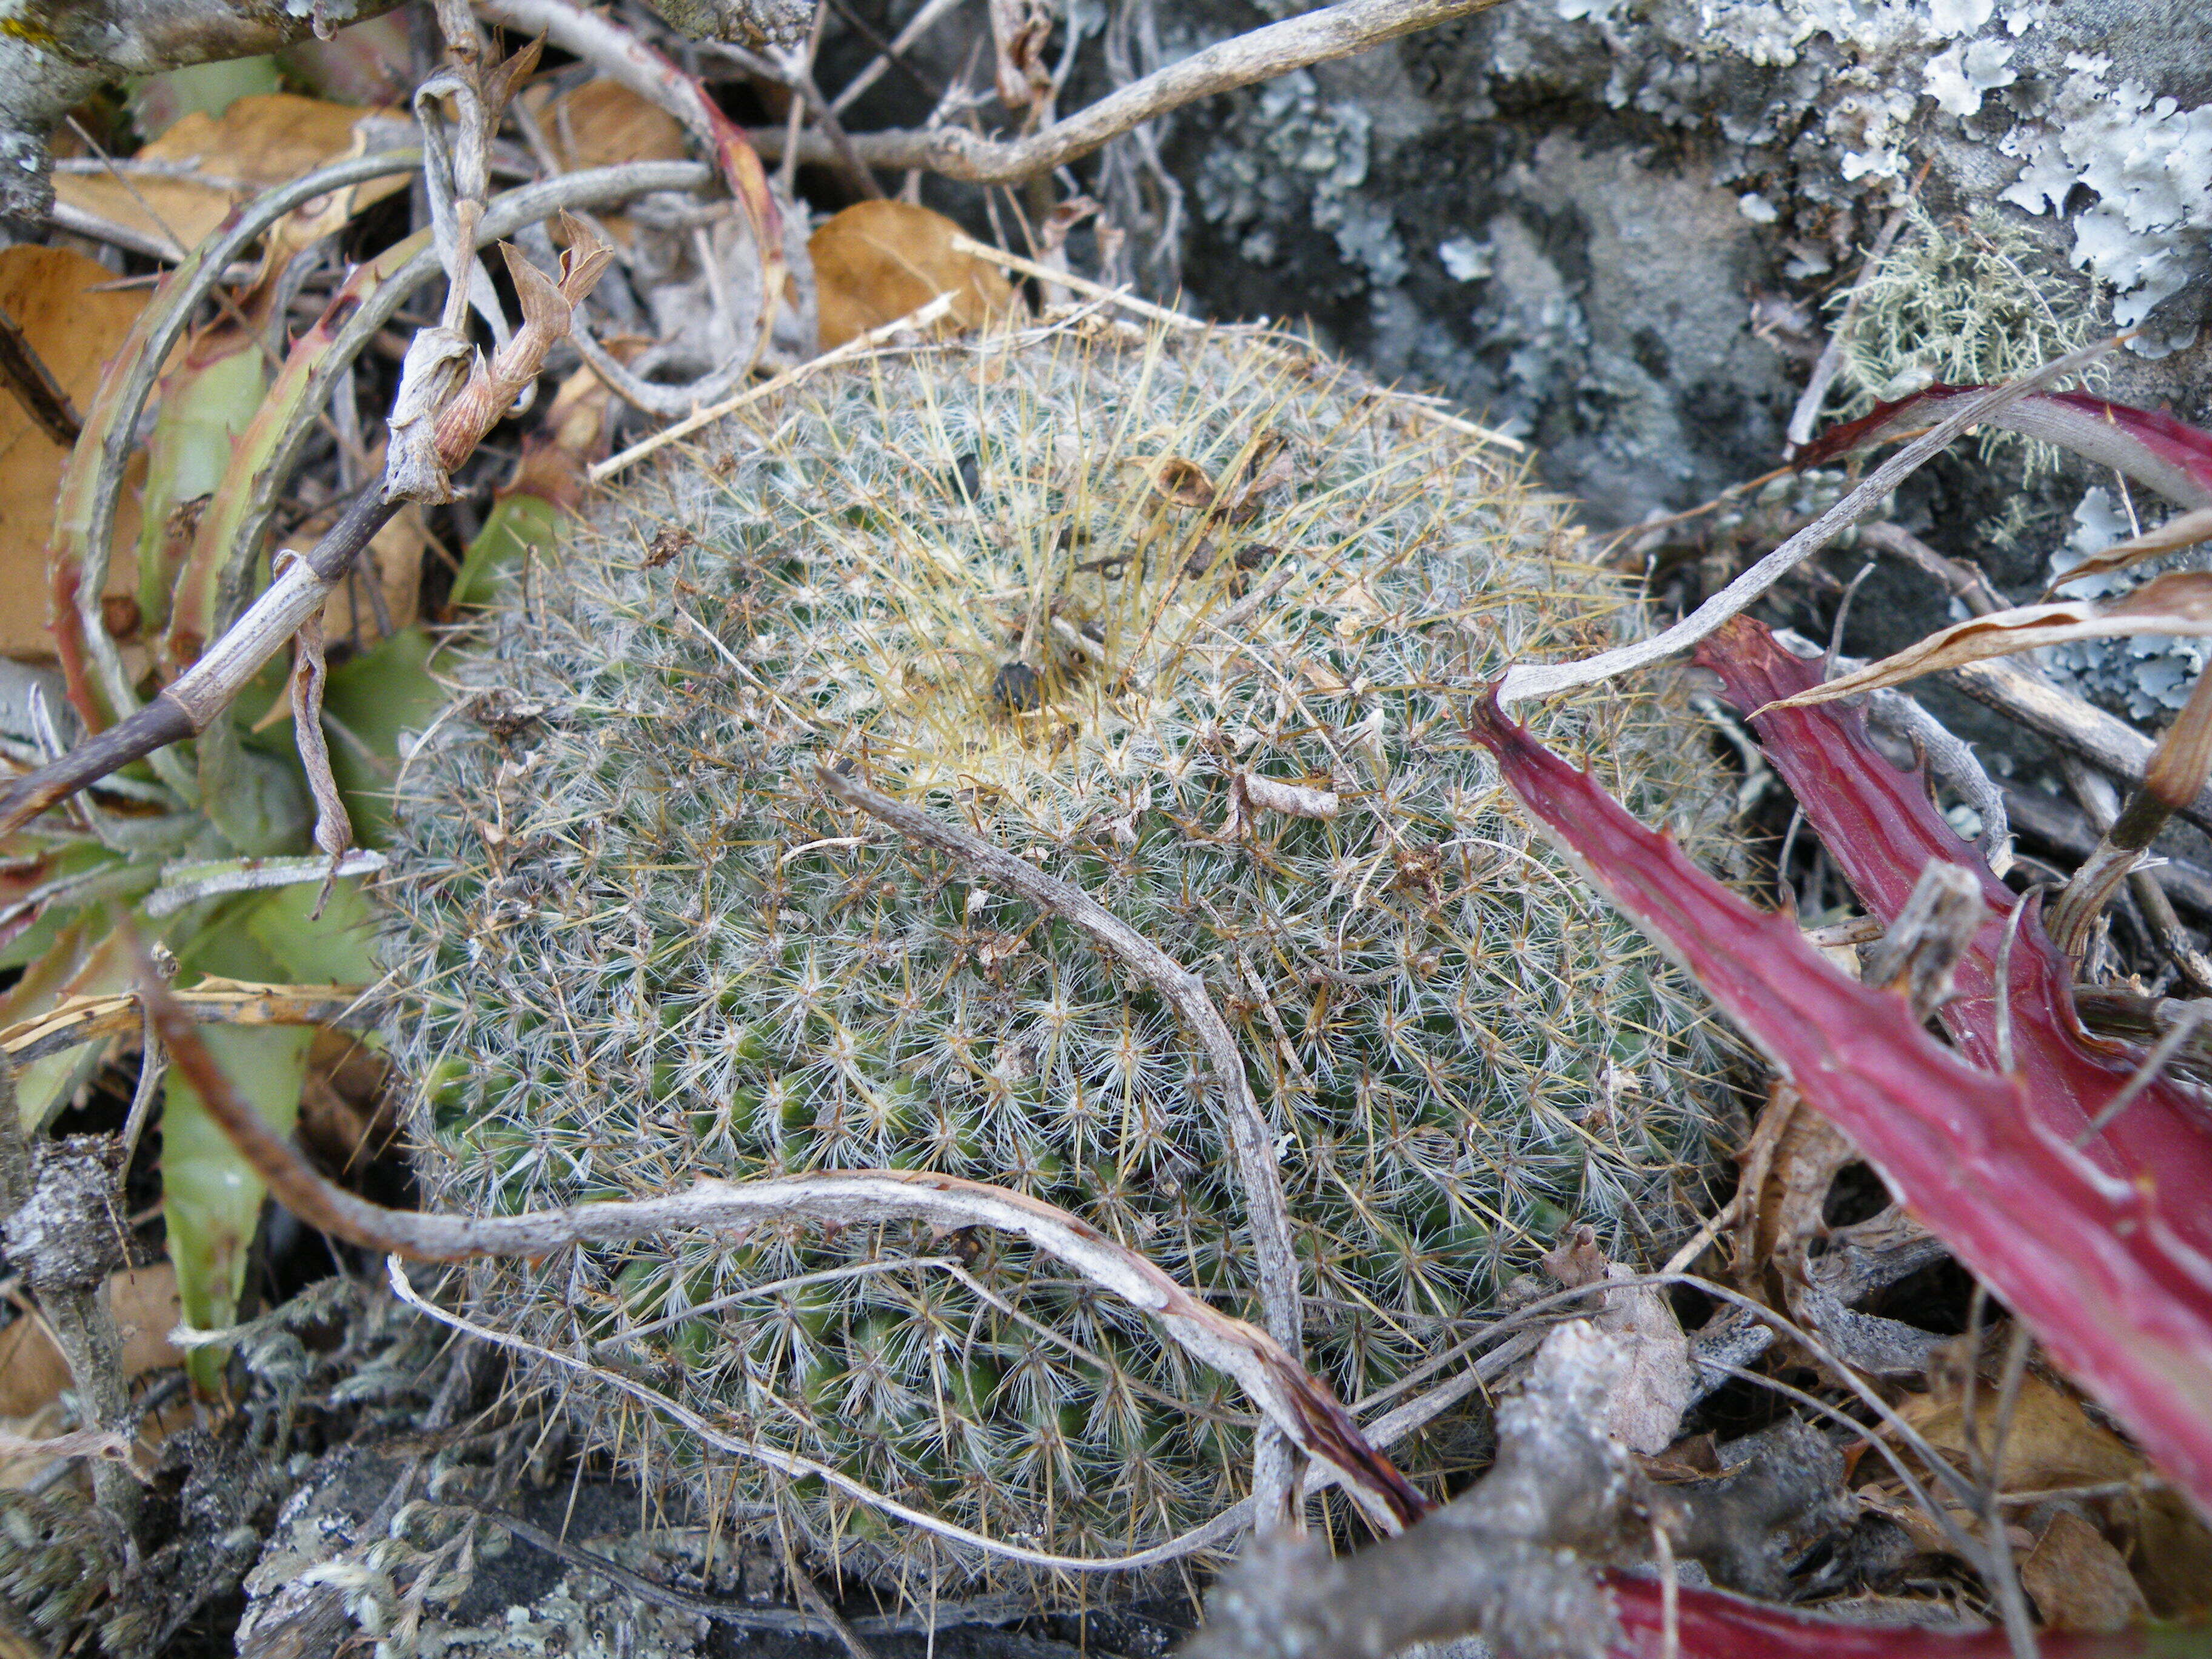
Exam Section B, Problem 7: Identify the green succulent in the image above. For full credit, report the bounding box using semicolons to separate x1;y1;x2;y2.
382;319;1735;1583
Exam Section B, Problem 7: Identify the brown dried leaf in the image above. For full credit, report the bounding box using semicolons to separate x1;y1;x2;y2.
810;202;1022;350
52;95;409;254
2045;506;2212;596
1896;1371;2143;1493
1146;455;1215;509
521;78;688;171
0;247;146;663
2021;1509;2151;1631
0;1264;184;1417
1760;571;2212;712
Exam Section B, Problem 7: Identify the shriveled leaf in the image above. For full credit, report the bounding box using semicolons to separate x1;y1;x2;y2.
811;201;1022;350
0;248;147;665
2048;506;2212;595
1759;571;2212;711
1463;689;2212;1515
1798;384;2212;510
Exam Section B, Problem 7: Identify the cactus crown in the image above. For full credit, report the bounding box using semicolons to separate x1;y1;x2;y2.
381;317;1733;1586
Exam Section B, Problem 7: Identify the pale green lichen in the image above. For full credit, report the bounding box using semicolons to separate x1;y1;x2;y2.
1838;196;2102;470
380;318;1735;1587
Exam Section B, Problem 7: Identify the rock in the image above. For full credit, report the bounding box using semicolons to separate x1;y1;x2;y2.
1155;0;2211;548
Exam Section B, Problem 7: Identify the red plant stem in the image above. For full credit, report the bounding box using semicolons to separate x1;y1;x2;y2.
1608;1576;2154;1659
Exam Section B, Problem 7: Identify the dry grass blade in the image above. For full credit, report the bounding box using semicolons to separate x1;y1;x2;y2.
2044;505;2212;595
1758;571;2212;712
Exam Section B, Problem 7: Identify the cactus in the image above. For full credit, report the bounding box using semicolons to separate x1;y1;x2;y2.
381;319;1735;1581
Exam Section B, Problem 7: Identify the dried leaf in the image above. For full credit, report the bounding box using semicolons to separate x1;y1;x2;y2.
809;202;1021;350
1898;1372;2143;1493
989;0;1056;109
52;95;409;255
0;248;147;663
2046;506;2212;595
0;1264;183;1417
1758;571;2212;711
520;77;688;171
1798;384;2212;510
2022;1510;2153;1632
1145;455;1216;509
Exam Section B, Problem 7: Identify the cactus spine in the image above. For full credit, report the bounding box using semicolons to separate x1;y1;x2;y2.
382;318;1733;1581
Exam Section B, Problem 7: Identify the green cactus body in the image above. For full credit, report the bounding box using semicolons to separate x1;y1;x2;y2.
383;319;1733;1581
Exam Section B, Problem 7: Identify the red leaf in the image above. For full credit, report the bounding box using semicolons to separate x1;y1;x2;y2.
1463;689;2212;1515
1797;385;2212;509
1609;1576;2163;1658
1696;617;2212;1263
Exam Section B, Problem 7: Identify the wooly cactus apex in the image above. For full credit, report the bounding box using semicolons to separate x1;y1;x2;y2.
380;317;1735;1581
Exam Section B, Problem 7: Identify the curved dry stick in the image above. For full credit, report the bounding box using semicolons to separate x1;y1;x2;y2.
1493;335;2118;710
391;1262;1258;1573
815;763;1327;1532
814;765;1302;1356
746;0;1509;184
136;960;1424;1537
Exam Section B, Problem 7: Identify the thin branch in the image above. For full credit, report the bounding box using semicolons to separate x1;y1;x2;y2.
813;767;1302;1349
0;300;81;445
1496;336;2119;709
745;0;1510;183
139;961;1426;1535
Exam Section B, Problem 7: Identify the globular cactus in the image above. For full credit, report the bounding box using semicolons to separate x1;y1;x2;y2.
381;318;1734;1581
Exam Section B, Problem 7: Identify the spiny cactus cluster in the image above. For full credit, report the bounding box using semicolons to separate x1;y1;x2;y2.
0;1488;122;1652
381;317;1734;1581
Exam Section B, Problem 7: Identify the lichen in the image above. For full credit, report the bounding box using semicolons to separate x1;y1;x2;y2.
1836;196;2101;469
1999;53;2212;350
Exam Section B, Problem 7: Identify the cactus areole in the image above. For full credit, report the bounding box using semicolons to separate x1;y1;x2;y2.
382;318;1733;1583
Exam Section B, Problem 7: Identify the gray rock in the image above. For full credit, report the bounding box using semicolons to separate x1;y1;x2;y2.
1156;0;2212;540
